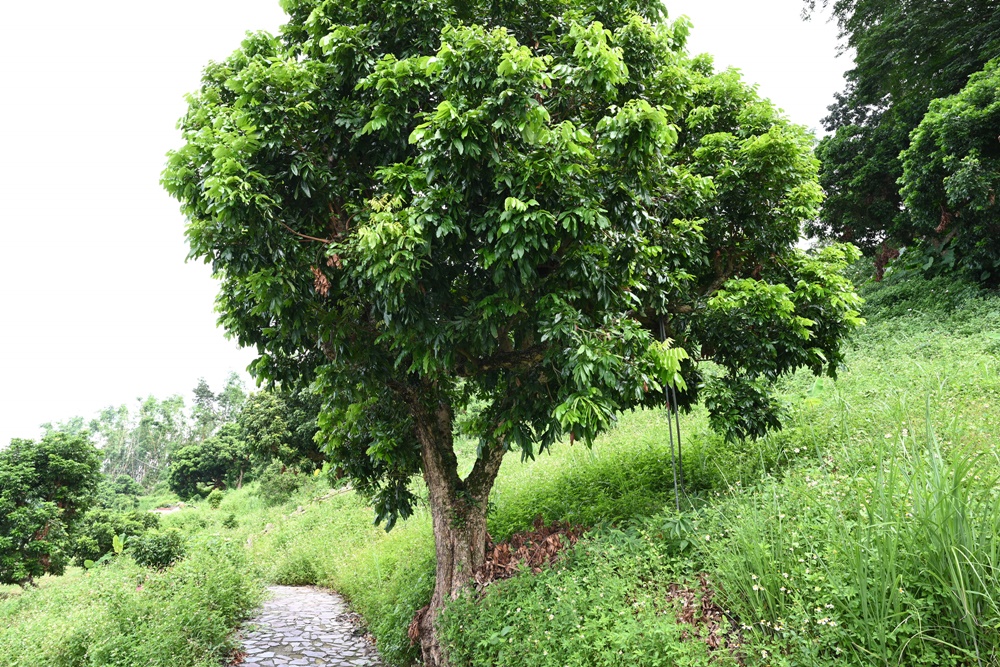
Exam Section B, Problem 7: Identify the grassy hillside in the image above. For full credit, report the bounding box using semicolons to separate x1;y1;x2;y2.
1;271;997;666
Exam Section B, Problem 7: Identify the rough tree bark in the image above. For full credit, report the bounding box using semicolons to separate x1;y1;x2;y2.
409;394;506;667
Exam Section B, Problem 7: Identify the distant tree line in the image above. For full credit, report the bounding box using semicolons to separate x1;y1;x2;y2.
1;375;328;585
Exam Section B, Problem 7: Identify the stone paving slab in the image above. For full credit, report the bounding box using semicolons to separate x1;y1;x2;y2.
238;585;383;667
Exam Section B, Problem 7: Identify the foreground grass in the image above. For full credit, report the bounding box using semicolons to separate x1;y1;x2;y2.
0;537;262;667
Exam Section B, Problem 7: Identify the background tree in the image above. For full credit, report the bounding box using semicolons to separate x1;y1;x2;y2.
190;373;247;442
899;59;1000;282
164;0;862;661
238;388;325;472
803;0;1000;276
216;372;248;425
93;473;145;511
0;433;101;586
40;416;93;439
166;424;249;499
190;378;219;442
91;395;186;488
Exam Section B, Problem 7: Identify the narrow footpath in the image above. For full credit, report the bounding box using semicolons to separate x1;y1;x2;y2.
238;585;383;667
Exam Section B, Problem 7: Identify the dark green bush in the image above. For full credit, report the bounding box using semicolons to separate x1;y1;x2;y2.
71;509;159;565
130;529;186;569
221;513;239;529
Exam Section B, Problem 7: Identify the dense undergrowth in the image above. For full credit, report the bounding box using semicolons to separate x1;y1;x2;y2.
2;270;998;666
0;537;262;666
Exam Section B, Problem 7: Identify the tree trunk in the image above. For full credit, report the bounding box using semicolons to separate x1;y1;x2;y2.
408;393;506;667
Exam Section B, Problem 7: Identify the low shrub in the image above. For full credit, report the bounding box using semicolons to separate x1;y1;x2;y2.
207;488;224;510
130;529;186;570
273;550;318;586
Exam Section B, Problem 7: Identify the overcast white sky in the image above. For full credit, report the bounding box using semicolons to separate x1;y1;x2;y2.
0;0;845;446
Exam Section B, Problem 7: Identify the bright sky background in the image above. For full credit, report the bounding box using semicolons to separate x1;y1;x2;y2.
0;0;846;446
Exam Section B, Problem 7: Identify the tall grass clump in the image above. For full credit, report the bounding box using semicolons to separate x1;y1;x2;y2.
704;413;1000;666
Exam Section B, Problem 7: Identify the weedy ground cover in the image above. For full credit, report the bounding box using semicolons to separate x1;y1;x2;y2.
0;536;262;667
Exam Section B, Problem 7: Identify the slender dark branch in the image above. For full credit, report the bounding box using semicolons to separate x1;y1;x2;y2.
459;344;548;375
278;220;334;244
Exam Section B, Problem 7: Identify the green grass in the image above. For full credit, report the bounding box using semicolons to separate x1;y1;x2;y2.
0;536;262;667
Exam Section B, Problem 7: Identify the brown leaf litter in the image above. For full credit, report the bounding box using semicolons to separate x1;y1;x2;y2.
665;573;745;663
475;516;584;586
409;516;583;644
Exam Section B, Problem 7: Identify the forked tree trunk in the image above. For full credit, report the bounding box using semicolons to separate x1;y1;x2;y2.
409;395;506;667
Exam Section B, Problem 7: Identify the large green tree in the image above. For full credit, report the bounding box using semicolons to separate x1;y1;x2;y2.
0;433;101;586
900;59;1000;281
804;0;1000;276
164;0;862;660
166;424;249;499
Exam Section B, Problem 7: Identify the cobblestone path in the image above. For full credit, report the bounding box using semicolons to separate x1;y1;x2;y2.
239;585;383;667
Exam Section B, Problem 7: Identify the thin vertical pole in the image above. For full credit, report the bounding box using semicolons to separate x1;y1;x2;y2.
660;319;680;512
671;384;684;491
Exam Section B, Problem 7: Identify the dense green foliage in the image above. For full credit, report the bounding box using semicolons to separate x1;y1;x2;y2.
238;388;325;472
166;424;250;499
900;58;1000;282
70;509;160;566
804;0;1000;278
0;433;101;586
165;0;860;523
130;529;187;570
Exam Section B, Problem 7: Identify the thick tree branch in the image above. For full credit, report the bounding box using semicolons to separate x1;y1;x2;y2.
463;440;506;504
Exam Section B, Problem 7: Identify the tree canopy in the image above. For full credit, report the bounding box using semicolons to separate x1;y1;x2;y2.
164;0;862;661
804;0;1000;277
238;388;325;471
166;424;249;499
899;59;1000;281
0;433;101;586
